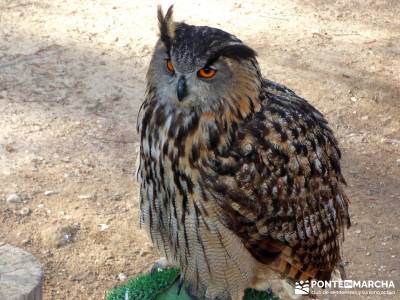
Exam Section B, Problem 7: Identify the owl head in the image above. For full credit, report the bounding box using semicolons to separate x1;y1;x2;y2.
146;6;262;117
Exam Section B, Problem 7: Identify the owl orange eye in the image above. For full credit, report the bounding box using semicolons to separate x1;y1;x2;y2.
166;59;174;73
198;67;217;79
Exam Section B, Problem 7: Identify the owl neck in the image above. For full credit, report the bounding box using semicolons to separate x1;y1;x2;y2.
140;91;261;167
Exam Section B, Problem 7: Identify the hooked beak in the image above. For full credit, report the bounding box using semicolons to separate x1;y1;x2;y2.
177;76;187;101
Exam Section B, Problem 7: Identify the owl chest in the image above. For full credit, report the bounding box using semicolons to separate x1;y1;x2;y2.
140;121;195;226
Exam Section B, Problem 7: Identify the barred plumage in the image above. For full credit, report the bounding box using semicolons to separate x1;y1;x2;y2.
137;6;350;300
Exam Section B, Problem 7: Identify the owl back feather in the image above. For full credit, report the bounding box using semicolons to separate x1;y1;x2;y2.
205;79;351;283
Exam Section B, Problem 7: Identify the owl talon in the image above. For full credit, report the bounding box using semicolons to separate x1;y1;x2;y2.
266;287;273;295
150;257;169;275
177;273;184;295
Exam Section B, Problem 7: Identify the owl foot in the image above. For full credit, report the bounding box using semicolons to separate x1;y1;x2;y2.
150;257;171;274
266;286;273;295
176;273;185;295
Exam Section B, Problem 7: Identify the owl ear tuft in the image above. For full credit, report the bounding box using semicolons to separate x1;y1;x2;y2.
157;5;175;50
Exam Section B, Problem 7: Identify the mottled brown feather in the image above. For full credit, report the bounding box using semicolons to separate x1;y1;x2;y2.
138;9;350;299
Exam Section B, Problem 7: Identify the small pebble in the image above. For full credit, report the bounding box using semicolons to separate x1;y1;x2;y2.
366;252;371;256
44;191;57;196
350;96;358;102
5;144;15;152
19;207;31;216
111;193;122;201
6;193;22;203
78;194;93;200
118;273;127;281
99;224;109;231
69;271;91;282
354;230;361;234
383;235;392;241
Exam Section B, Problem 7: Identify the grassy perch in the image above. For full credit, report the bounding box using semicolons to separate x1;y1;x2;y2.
106;268;278;300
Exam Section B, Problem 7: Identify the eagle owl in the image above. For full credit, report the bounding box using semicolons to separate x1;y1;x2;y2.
137;6;350;300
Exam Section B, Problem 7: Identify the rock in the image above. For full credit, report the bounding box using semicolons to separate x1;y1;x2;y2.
117;273;127;281
0;244;43;300
350;96;358;102
61;157;71;163
18;207;31;216
354;230;361;234
383;235;392;242
44;191;57;196
69;271;91;282
110;193;122;201
78;194;94;200
99;224;109;231
366;252;371;256
42;249;52;257
5;144;15;153
22;239;31;245
41;223;80;248
6;193;22;204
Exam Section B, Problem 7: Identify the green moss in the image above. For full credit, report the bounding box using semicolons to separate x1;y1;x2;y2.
107;268;279;300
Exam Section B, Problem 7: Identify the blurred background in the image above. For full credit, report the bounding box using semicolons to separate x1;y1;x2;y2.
0;1;399;299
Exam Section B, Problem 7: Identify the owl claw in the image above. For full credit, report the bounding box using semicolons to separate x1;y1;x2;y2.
266;287;273;295
150;257;169;275
177;273;184;295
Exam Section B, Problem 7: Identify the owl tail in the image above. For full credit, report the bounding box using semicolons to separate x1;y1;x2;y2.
276;253;347;282
276;256;317;282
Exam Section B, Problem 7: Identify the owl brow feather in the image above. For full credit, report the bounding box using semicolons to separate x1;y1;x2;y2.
157;5;175;52
205;44;257;67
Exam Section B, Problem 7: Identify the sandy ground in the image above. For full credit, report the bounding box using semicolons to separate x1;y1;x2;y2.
0;0;399;299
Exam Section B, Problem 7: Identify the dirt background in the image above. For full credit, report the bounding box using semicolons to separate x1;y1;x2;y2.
0;0;399;299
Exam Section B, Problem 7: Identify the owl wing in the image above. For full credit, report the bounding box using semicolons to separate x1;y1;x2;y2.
207;79;350;281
